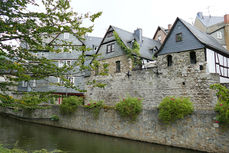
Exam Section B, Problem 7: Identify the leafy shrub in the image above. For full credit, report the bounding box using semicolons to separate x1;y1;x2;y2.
0;94;51;111
60;96;83;114
158;96;194;123
115;96;142;121
210;84;229;124
50;115;59;121
84;100;104;118
0;94;15;104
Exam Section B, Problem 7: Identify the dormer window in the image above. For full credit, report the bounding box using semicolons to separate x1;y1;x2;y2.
176;33;182;42
106;31;113;37
217;31;222;39
106;43;115;53
158;35;162;41
64;33;69;39
167;55;172;67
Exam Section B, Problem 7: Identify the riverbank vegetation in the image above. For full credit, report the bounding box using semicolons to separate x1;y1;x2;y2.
0;144;62;153
210;84;229;125
84;100;104;118
60;96;83;115
0;93;53;111
158;96;194;123
115;96;142;121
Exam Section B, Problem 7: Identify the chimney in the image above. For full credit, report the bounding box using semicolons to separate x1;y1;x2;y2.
168;24;172;31
224;14;229;50
134;28;142;45
197;12;204;19
224;14;229;24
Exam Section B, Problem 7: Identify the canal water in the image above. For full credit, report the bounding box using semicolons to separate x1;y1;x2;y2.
0;115;203;153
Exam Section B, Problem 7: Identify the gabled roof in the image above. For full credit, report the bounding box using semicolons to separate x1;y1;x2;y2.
96;25;161;60
48;32;85;46
153;26;168;40
157;17;229;57
196;13;224;27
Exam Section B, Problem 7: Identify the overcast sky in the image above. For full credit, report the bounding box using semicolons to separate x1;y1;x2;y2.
72;0;229;38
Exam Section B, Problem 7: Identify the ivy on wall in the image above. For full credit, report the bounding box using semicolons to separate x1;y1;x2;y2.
113;31;141;67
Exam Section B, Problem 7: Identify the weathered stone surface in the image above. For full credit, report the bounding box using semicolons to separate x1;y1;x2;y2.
86;49;219;110
1;106;229;153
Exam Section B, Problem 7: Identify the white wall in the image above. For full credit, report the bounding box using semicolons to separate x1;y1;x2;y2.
206;48;229;83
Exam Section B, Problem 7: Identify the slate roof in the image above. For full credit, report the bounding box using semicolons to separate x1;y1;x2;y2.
197;14;224;27
84;36;102;55
179;18;229;56
157;18;229;57
112;26;161;60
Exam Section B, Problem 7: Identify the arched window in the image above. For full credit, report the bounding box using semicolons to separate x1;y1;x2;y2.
190;51;196;64
167;55;172;67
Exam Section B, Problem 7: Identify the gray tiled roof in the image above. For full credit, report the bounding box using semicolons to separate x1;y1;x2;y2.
84;36;102;55
179;18;229;56
197;15;224;27
112;26;161;60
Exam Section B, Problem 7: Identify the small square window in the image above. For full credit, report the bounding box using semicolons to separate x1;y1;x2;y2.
22;81;28;87
106;31;113;37
66;60;71;66
64;33;69;39
31;80;36;87
59;60;65;67
176;33;182;42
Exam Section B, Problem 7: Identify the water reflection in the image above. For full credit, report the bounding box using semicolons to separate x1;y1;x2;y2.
0;115;203;153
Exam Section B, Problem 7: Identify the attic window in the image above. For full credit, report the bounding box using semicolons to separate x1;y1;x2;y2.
64;33;69;39
176;33;182;42
106;43;115;53
167;55;172;67
190;51;196;64
107;31;113;37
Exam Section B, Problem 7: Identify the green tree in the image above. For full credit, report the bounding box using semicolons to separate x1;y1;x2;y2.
0;0;102;96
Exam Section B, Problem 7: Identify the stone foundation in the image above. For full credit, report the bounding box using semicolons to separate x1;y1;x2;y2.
1;106;229;153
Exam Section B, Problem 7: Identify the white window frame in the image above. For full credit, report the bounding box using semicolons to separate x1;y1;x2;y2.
64;33;69;39
158;35;162;41
58;60;65;67
67;76;75;84
217;31;222;39
22;81;28;87
31;80;36;87
66;60;71;66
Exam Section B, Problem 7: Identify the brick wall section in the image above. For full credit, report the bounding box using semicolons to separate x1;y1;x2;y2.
86;49;219;109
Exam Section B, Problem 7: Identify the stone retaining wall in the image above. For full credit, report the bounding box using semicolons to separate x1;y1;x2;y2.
1;106;229;153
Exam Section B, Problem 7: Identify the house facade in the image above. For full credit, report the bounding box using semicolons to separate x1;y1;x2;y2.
18;33;102;103
194;12;229;50
92;26;161;76
157;17;229;83
153;25;171;44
